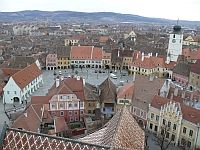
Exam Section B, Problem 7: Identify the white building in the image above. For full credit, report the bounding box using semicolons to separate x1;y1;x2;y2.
166;25;183;63
3;63;43;104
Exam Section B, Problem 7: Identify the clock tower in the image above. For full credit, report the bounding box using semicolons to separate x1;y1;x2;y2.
166;25;183;63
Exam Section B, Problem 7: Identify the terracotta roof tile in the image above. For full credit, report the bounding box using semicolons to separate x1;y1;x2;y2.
71;46;103;60
12;63;42;89
1;68;21;76
80;107;145;150
31;96;51;104
117;82;134;99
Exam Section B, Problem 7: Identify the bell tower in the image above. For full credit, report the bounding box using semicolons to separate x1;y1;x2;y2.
166;23;183;63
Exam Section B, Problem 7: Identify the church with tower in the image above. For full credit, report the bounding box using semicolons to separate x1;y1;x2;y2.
166;24;183;63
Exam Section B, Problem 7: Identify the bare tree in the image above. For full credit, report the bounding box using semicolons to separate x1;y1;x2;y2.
153;125;172;150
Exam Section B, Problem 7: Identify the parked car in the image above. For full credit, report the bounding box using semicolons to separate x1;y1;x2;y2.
110;73;117;79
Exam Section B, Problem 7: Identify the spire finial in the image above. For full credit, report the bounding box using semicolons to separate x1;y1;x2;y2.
177;18;179;25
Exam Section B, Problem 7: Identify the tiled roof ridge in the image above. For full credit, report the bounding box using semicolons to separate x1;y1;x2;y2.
30;104;43;122
5;127;110;149
110;107;124;147
12;62;35;77
57;82;73;94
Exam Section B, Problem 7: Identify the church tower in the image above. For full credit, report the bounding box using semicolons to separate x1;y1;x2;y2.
166;25;183;63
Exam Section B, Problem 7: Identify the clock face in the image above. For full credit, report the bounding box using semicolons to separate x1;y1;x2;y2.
172;39;176;43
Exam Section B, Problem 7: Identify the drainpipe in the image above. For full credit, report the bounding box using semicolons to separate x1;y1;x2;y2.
195;123;200;149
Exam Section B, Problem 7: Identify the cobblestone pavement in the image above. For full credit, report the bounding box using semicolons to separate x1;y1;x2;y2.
147;133;181;150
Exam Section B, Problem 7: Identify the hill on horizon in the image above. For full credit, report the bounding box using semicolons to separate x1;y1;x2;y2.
0;10;200;26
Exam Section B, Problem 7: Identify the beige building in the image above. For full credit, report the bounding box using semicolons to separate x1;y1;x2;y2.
128;53;176;78
102;51;111;69
183;35;200;46
147;95;200;150
116;82;134;111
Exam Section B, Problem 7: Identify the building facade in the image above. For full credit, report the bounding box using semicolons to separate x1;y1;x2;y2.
166;25;183;63
3;63;43;104
46;53;57;70
148;95;200;150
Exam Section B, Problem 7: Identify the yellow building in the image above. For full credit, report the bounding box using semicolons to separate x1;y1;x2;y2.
147;95;200;150
128;54;175;78
57;47;70;69
183;35;200;46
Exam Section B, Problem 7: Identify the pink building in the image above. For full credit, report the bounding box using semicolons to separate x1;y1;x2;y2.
48;76;85;123
46;53;57;70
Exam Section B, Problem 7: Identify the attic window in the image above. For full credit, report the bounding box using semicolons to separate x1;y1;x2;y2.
189;114;195;118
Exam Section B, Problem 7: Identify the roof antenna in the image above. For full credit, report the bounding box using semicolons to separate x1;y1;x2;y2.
177;18;179;25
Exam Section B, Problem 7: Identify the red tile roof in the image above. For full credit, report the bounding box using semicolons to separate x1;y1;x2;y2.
117;82;134;99
3;128;108;150
12;63;42;89
31;96;51;104
80;107;145;150
130;56;165;69
71;46;103;60
54;117;69;134
1;68;21;76
11;104;43;132
191;59;200;75
48;77;85;101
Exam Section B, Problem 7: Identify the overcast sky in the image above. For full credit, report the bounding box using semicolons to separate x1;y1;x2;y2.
1;0;200;21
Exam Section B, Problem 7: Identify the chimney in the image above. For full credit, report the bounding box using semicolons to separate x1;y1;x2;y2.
24;112;27;117
60;76;64;81
136;53;139;59
170;93;174;100
56;78;60;87
76;76;80;80
190;92;194;100
156;53;158;57
82;78;85;86
133;72;136;82
118;50;120;57
149;74;154;81
174;87;178;96
181;91;185;99
141;52;144;61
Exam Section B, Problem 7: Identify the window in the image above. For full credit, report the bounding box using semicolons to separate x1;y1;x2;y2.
59;103;64;109
166;132;170;139
14;91;17;94
173;124;176;130
80;102;83;107
156;115;159;121
151;113;154;119
154;125;158;132
60;111;64;116
168;121;171;128
60;96;62;99
183;127;187;134
74;111;78;115
74;103;78;107
75;117;79;121
150;123;153;130
171;134;175;141
51;104;56;109
189;130;193;137
7;91;9;94
88;103;91;106
88;110;91;114
80;110;84;114
163;119;166;125
69;111;72;116
68;103;72;108
173;34;175;38
187;141;191;148
70;117;74;122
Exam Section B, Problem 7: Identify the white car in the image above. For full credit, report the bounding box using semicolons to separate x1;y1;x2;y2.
110;73;117;79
